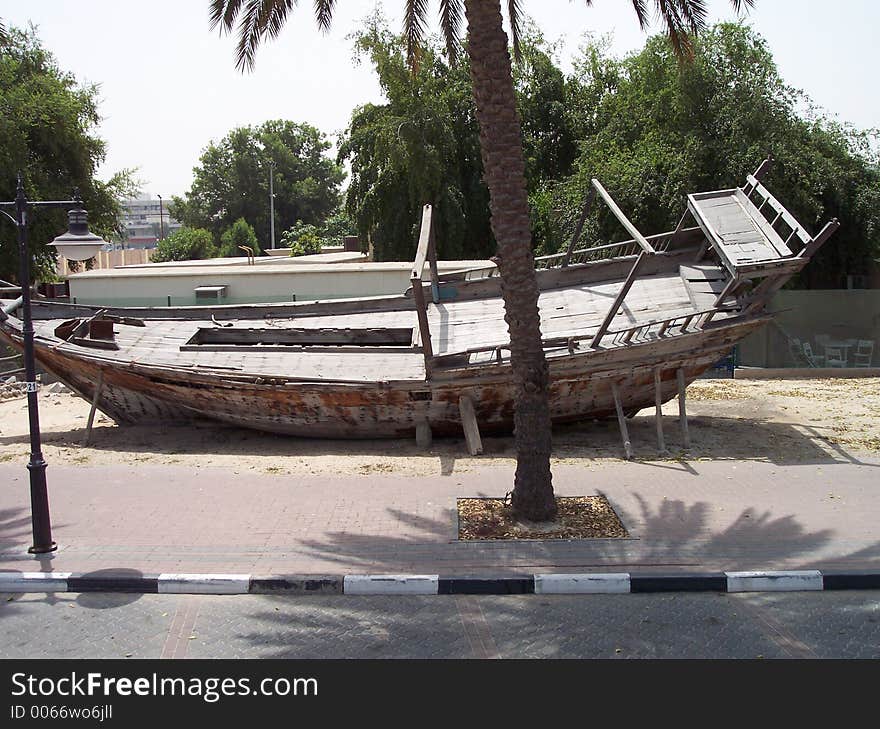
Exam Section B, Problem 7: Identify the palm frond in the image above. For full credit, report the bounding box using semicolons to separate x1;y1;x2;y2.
628;0;650;30
508;0;524;63
209;0;244;33
235;0;299;72
729;0;755;12
314;0;337;33
403;0;430;75
654;0;708;60
438;0;463;61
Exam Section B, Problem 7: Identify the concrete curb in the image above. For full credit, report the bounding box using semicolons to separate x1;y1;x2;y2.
2;570;880;595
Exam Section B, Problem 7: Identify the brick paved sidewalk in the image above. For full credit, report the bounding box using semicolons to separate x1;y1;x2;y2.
1;457;878;576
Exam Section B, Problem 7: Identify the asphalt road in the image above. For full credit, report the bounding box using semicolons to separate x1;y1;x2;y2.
2;590;878;659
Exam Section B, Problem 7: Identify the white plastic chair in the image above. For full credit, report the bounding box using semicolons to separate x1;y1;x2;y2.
853;340;874;368
824;345;846;368
802;342;823;367
788;337;804;365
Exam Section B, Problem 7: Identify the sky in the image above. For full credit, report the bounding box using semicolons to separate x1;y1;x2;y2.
4;0;879;199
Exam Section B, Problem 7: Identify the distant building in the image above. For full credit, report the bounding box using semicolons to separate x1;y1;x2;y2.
118;195;182;250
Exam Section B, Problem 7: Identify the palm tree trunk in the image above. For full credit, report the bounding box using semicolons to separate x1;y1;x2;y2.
463;0;556;521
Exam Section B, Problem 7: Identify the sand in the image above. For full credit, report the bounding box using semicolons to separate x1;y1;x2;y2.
0;377;877;476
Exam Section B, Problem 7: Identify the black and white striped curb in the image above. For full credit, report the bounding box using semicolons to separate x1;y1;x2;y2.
1;570;879;595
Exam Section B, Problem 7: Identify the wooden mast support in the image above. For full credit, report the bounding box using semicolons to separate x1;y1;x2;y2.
611;382;633;460
411;205;435;375
458;395;483;456
591;251;646;348
83;370;104;446
676;368;690;449
562;187;596;267
415;417;432;450
654;368;667;454
591;179;655;254
425;205;441;304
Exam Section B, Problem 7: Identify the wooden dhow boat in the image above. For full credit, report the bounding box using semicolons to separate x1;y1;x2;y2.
0;159;838;453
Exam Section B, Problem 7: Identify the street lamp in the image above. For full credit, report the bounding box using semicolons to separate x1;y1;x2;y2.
0;173;108;554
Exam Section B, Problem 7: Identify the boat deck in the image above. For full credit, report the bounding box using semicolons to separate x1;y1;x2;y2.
29;269;699;383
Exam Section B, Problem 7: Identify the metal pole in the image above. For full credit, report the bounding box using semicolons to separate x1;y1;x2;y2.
157;195;165;240
14;175;56;554
269;161;275;250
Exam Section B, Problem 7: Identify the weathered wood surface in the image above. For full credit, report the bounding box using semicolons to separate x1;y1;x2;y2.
2;312;768;439
458;395;483;455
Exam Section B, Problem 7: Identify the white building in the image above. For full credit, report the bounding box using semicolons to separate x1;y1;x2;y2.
118;195;181;249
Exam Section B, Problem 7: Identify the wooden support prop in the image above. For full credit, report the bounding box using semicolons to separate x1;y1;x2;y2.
591;251;646;348
591;179;655;254
83;370;104;446
415;417;432;450
562;187;596;267
611;382;633;460
426;208;440;304
676;368;690;449
458;395;483;456
654;369;667;455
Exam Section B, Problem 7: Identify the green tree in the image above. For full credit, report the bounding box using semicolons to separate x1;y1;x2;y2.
339;21;574;262
558;23;879;287
219;217;260;257
150;227;217;263
281;221;323;257
339;21;492;262
170;120;344;249
0;25;131;280
208;0;753;522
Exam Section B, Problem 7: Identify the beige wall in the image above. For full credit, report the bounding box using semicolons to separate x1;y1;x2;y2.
738;290;880;367
57;249;152;277
67;261;492;307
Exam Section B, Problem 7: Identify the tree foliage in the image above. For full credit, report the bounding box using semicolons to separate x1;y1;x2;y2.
338;22;577;262
339;23;493;262
0;25;131;280
170;120;344;250
558;24;880;287
219;217;259;258
281;222;323;257
150;227;216;263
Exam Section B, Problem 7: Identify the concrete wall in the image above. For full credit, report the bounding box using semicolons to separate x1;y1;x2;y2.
67;260;493;307
737;290;880;367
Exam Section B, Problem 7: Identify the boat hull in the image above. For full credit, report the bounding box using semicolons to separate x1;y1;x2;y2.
7;314;765;439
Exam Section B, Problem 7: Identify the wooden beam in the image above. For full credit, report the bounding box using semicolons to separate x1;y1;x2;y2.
654;369;667;455
611;382;633;460
83;370;104;446
590;251;646;348
458;395;483;456
427;209;440;304
797;218;840;261
676;368;690;449
415;417;432;450
562;187;595;267
591;179;655;254
411;204;433;280
411;277;433;374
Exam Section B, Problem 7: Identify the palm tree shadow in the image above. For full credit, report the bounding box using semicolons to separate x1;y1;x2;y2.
295;490;880;574
234;493;880;659
0;506;30;545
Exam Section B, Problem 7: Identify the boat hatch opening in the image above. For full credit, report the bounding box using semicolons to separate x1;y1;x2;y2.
180;326;418;353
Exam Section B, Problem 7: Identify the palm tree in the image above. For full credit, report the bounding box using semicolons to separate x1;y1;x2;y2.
209;0;753;522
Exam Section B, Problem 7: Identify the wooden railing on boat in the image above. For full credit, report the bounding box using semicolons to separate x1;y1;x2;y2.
429;305;736;371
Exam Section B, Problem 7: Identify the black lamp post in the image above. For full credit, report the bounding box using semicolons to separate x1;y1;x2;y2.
0;173;106;554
